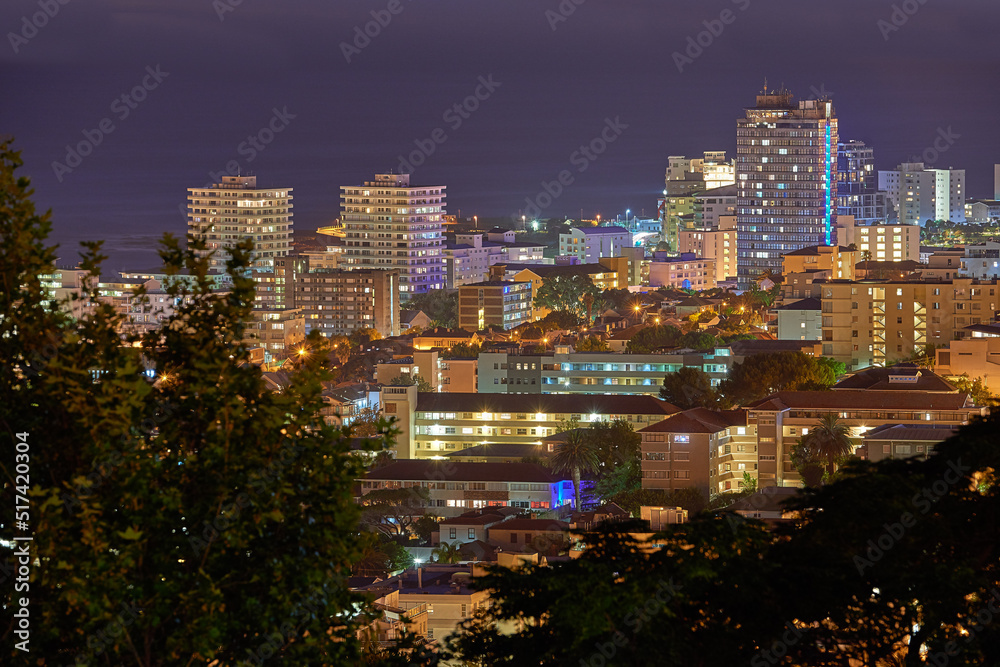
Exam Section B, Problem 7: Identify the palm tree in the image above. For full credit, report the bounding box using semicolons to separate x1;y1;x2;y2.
432;541;462;564
804;414;854;476
551;429;600;510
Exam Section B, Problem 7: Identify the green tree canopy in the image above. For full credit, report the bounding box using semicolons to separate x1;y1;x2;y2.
404;289;459;329
386;373;433;391
718;351;838;406
1;142;381;664
626;324;683;354
659;366;718;409
534;274;601;321
574;335;609;352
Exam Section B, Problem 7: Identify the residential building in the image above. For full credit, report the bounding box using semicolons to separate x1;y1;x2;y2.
836;215;921;263
353;565;490;643
961;241;1000;279
776;297;823;341
187;175;293;272
457;281;532;331
487;519;570;551
273;255;399;338
558;226;633;263
440;357;478;393
920;248;966;280
860;424;959;463
400;309;432;333
694;185;738;230
819;278;1000;369
379;385;678;459
40;267;91;320
936;326;1000;395
443;229;545;289
478;346;735;394
597;247;649;288
377;350;442;391
358;460;571;516
837;140;888;223
736;88;839;289
639;408;754;497
678;215;737;283
661;152;734;251
434;510;516;546
747;388;984;487
647;253;716;290
878;163;966;225
781;245;857;280
242;308;305;359
341;173;445;296
97;277;220;336
411;328;482;351
321;383;378;429
965;199;1000;223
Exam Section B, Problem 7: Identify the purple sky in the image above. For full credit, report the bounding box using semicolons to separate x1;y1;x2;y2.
2;0;998;270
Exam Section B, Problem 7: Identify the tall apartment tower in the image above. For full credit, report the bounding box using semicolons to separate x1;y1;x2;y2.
187;175;293;272
341;173;445;296
878;163;966;225
736;88;838;288
837;140;888;223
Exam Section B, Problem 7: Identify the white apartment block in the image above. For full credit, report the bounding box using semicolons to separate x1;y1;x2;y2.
559;226;632;263
444;228;545;288
341;173;445;296
878;163;965;225
836;215;921;263
187;175;293;272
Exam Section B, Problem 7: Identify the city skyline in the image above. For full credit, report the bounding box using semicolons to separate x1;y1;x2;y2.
3;0;999;272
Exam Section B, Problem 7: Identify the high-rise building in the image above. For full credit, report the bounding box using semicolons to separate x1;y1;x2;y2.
558;226;633;263
995;164;1000;201
837;140;888;223
187;175;293;273
736;88;839;288
878;163;966;225
660;152;735;252
341;173;445;296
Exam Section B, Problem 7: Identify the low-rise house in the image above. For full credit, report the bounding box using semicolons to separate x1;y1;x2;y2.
433;509;519;546
859;424;960;462
487;518;570;554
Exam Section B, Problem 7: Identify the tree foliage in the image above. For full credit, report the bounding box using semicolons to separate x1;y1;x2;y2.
404;289;459;329
534;274;601;321
659;366;718;409
359;487;431;537
447;412;1000;665
1;142;381;665
718;351;838;406
626;324;683;354
574;335;609;352
551;427;600;510
386;374;433;392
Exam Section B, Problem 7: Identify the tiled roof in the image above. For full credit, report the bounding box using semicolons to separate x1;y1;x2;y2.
363;461;560;483
447;443;551;458
415;393;679;416
833;364;958;393
639;408;748;434
861;423;960;442
747;390;973;411
489;519;569;532
439;512;507;526
783;245;853;256
775;297;822;311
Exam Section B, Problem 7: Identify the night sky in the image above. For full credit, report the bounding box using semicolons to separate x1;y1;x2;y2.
3;0;998;271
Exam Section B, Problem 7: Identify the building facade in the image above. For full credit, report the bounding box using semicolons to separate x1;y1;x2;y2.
647;253;716;290
836;216;921;263
275;255;400;338
341;173;445;296
736;89;838;288
187;175;293;272
878;163;966;225
558;226;633;264
819;278;1000;369
457;281;532;331
837;140;888;223
678;215;737;284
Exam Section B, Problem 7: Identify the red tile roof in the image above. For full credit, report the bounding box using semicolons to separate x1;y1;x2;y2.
489;519;569;532
639;408;748;434
747;390;974;411
363;461;561;483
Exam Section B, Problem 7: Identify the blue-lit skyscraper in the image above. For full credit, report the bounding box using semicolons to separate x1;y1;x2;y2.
736;87;839;288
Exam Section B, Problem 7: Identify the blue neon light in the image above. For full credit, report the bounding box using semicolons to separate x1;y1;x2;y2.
824;125;832;246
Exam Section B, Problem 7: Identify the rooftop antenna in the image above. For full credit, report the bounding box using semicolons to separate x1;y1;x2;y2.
762;77;768;94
